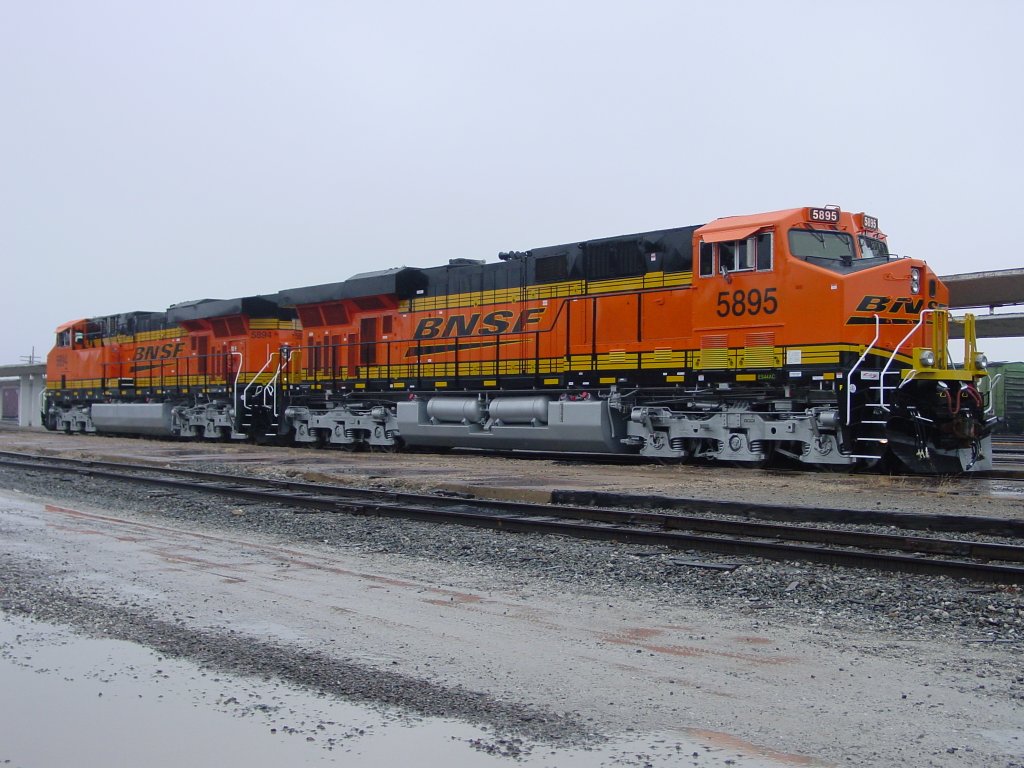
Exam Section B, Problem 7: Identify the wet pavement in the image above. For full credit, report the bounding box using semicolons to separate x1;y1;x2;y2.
0;615;806;767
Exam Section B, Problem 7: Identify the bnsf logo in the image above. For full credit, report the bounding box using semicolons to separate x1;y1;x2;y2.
413;308;545;340
133;342;184;361
855;296;941;314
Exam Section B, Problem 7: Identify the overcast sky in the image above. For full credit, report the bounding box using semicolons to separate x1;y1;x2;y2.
2;1;1023;364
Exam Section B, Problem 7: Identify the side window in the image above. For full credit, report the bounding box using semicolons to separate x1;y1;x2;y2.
718;241;736;272
702;232;772;276
699;241;714;277
756;233;773;271
735;239;753;271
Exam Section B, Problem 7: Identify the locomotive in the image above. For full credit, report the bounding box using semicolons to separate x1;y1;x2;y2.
43;205;994;473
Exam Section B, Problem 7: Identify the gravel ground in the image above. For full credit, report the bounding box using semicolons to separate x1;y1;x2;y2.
2;465;1021;648
1;430;1024;765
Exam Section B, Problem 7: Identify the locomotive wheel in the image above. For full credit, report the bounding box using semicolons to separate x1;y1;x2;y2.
722;437;776;469
750;441;775;469
727;443;775;469
370;437;405;453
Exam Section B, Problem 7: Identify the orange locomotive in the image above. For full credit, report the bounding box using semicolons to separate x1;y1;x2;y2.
44;205;993;473
45;297;300;439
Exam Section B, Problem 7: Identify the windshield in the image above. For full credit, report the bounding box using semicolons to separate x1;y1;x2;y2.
859;235;890;260
788;229;855;264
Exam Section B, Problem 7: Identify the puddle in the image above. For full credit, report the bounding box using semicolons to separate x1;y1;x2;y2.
0;613;811;767
988;482;1024;500
979;729;1024;757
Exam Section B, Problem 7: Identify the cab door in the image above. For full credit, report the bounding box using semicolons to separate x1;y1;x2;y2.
693;229;779;371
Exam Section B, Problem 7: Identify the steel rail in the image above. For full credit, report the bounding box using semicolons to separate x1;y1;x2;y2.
2;452;1024;584
3;450;1023;544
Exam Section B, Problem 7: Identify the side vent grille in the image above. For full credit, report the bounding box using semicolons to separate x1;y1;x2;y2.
700;334;729;369
743;332;776;368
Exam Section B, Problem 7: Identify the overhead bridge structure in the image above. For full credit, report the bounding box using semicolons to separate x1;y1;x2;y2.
945;268;1024;340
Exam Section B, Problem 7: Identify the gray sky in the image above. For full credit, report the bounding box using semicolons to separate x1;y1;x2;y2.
3;0;1023;364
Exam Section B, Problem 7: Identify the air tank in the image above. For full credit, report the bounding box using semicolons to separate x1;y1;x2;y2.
488;396;549;424
426;397;485;423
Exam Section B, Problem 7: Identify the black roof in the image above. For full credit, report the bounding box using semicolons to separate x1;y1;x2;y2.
166;295;287;322
277;267;429;307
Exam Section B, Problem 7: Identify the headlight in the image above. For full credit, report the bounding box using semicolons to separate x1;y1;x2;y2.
975;353;988;370
919;349;935;367
910;267;921;294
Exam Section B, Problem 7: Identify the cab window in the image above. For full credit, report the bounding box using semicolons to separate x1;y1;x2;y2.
700;234;773;277
859;235;889;260
789;229;855;264
756;233;773;270
699;242;714;277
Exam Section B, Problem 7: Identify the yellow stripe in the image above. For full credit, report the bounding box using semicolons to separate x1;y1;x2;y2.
399;272;694;313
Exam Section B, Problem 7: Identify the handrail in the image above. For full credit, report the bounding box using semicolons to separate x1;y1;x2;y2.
878;308;938;411
242;352;278;409
981;372;1002;416
264;356;284;417
230;351;244;418
846;314;881;425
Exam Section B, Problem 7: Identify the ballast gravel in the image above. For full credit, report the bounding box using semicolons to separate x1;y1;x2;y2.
3;466;1021;648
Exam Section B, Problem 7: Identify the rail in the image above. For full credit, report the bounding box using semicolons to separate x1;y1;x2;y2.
230;351;244;420
878;308;939;411
241;352;278;412
264;355;284;417
2;451;1023;584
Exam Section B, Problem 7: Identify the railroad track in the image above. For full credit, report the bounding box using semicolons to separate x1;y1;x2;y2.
1;450;1023;585
472;446;1024;481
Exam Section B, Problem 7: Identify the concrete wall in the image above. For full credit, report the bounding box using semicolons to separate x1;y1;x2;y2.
18;374;45;427
1;381;18;420
0;373;46;427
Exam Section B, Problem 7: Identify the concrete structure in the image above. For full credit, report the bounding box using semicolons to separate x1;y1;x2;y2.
0;363;46;428
944;268;1024;339
945;268;1024;310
